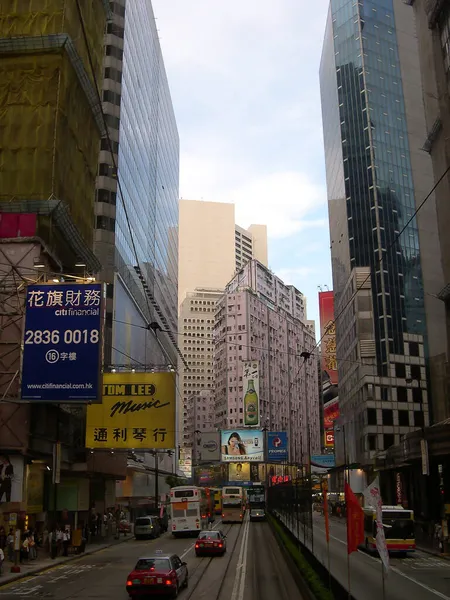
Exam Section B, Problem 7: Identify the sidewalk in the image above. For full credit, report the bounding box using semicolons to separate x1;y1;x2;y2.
0;534;134;587
326;514;448;559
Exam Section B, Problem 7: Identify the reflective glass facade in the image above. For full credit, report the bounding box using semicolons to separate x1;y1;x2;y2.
320;0;427;374
114;0;179;364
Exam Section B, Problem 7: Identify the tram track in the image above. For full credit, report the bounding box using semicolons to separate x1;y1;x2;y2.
183;521;244;600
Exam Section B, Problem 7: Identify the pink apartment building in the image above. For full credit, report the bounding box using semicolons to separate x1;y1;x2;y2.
214;260;320;464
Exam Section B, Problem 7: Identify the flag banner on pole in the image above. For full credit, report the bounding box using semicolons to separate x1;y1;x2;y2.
323;487;330;543
345;482;364;554
363;477;390;572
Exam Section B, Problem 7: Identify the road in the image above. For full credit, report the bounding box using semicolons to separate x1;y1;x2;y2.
0;516;302;600
278;510;450;600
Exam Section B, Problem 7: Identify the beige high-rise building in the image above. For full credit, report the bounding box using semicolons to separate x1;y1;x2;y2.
178;200;268;448
178;200;268;307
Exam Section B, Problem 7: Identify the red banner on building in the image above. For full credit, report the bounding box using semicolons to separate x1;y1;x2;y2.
345;482;364;554
323;398;339;448
319;291;338;385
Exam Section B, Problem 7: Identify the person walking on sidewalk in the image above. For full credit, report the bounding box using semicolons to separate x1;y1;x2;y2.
0;546;4;575
62;529;70;557
6;530;13;562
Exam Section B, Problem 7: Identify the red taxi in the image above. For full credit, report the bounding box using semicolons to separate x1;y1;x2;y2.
195;530;227;557
126;553;188;597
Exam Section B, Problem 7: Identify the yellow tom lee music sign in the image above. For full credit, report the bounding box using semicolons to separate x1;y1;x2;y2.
86;372;175;449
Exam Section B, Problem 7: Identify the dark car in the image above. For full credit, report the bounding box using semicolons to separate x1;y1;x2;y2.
134;516;161;540
249;508;266;522
195;530;227;556
126;553;188;597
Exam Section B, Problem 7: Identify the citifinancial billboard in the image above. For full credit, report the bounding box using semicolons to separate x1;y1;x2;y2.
319;291;338;385
324;398;339;448
21;283;103;402
267;432;288;462
86;372;176;449
221;430;264;462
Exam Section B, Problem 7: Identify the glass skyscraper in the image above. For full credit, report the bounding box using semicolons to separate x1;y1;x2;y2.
96;0;179;367
320;0;446;464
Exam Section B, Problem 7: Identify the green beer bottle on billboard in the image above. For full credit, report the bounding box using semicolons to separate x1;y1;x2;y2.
243;361;260;426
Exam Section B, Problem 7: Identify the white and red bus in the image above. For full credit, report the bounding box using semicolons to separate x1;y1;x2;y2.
222;486;244;524
170;486;208;537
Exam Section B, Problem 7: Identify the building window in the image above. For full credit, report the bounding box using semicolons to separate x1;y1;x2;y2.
397;387;407;403
412;387;423;404
103;89;121;106
410;364;421;380
368;434;377;451
414;411;424;427
382;409;393;426
409;342;419;357
398;410;409;427
439;6;450;74
107;22;125;38
367;408;377;425
383;434;395;449
106;45;123;60
96;216;115;232
110;1;126;17
395;363;406;378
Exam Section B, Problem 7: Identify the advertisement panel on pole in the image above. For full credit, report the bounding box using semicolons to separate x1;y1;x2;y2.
267;432;288;462
21;283;103;402
310;454;335;470
324;398;339;448
85;372;176;449
221;430;264;462
243;361;260;427
198;432;220;463
178;449;192;479
319;291;338;385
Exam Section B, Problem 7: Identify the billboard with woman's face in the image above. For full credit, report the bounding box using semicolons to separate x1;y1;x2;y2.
221;430;264;462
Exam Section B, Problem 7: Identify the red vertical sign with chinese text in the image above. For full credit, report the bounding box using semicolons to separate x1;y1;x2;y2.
319;291;338;385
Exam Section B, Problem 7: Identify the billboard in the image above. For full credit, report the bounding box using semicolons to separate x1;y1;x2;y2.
0;455;24;504
267;432;288;462
243;361;260;427
311;454;335;469
228;462;250;482
21;283;103;402
86;372;176;449
178;448;192;479
197;432;221;462
221;430;264;462
319;291;338;385
324;398;339;448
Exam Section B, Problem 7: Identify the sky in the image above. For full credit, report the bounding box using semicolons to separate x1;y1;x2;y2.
152;0;333;334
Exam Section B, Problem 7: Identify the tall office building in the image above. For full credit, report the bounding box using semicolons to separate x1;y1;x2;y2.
320;0;447;466
95;0;180;368
178;199;268;307
179;289;223;448
412;1;450;420
214;260;320;463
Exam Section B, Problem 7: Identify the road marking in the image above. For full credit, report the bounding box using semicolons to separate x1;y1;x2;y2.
179;520;222;559
314;524;450;599
231;515;249;600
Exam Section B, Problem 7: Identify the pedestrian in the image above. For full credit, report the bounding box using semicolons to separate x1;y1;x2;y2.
50;528;58;560
62;529;70;557
28;532;36;560
20;536;29;563
0;526;6;551
6;530;13;562
0;546;4;575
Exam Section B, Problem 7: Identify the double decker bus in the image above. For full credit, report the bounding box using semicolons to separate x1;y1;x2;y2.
363;505;415;553
222;486;244;524
170;486;208;537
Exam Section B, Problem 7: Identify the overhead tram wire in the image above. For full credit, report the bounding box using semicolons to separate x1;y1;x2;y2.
74;0;189;371
286;161;450;393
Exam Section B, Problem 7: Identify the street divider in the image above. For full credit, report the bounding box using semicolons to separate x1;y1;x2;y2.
268;512;353;600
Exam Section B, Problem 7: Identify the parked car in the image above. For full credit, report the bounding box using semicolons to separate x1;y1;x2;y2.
119;519;132;534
